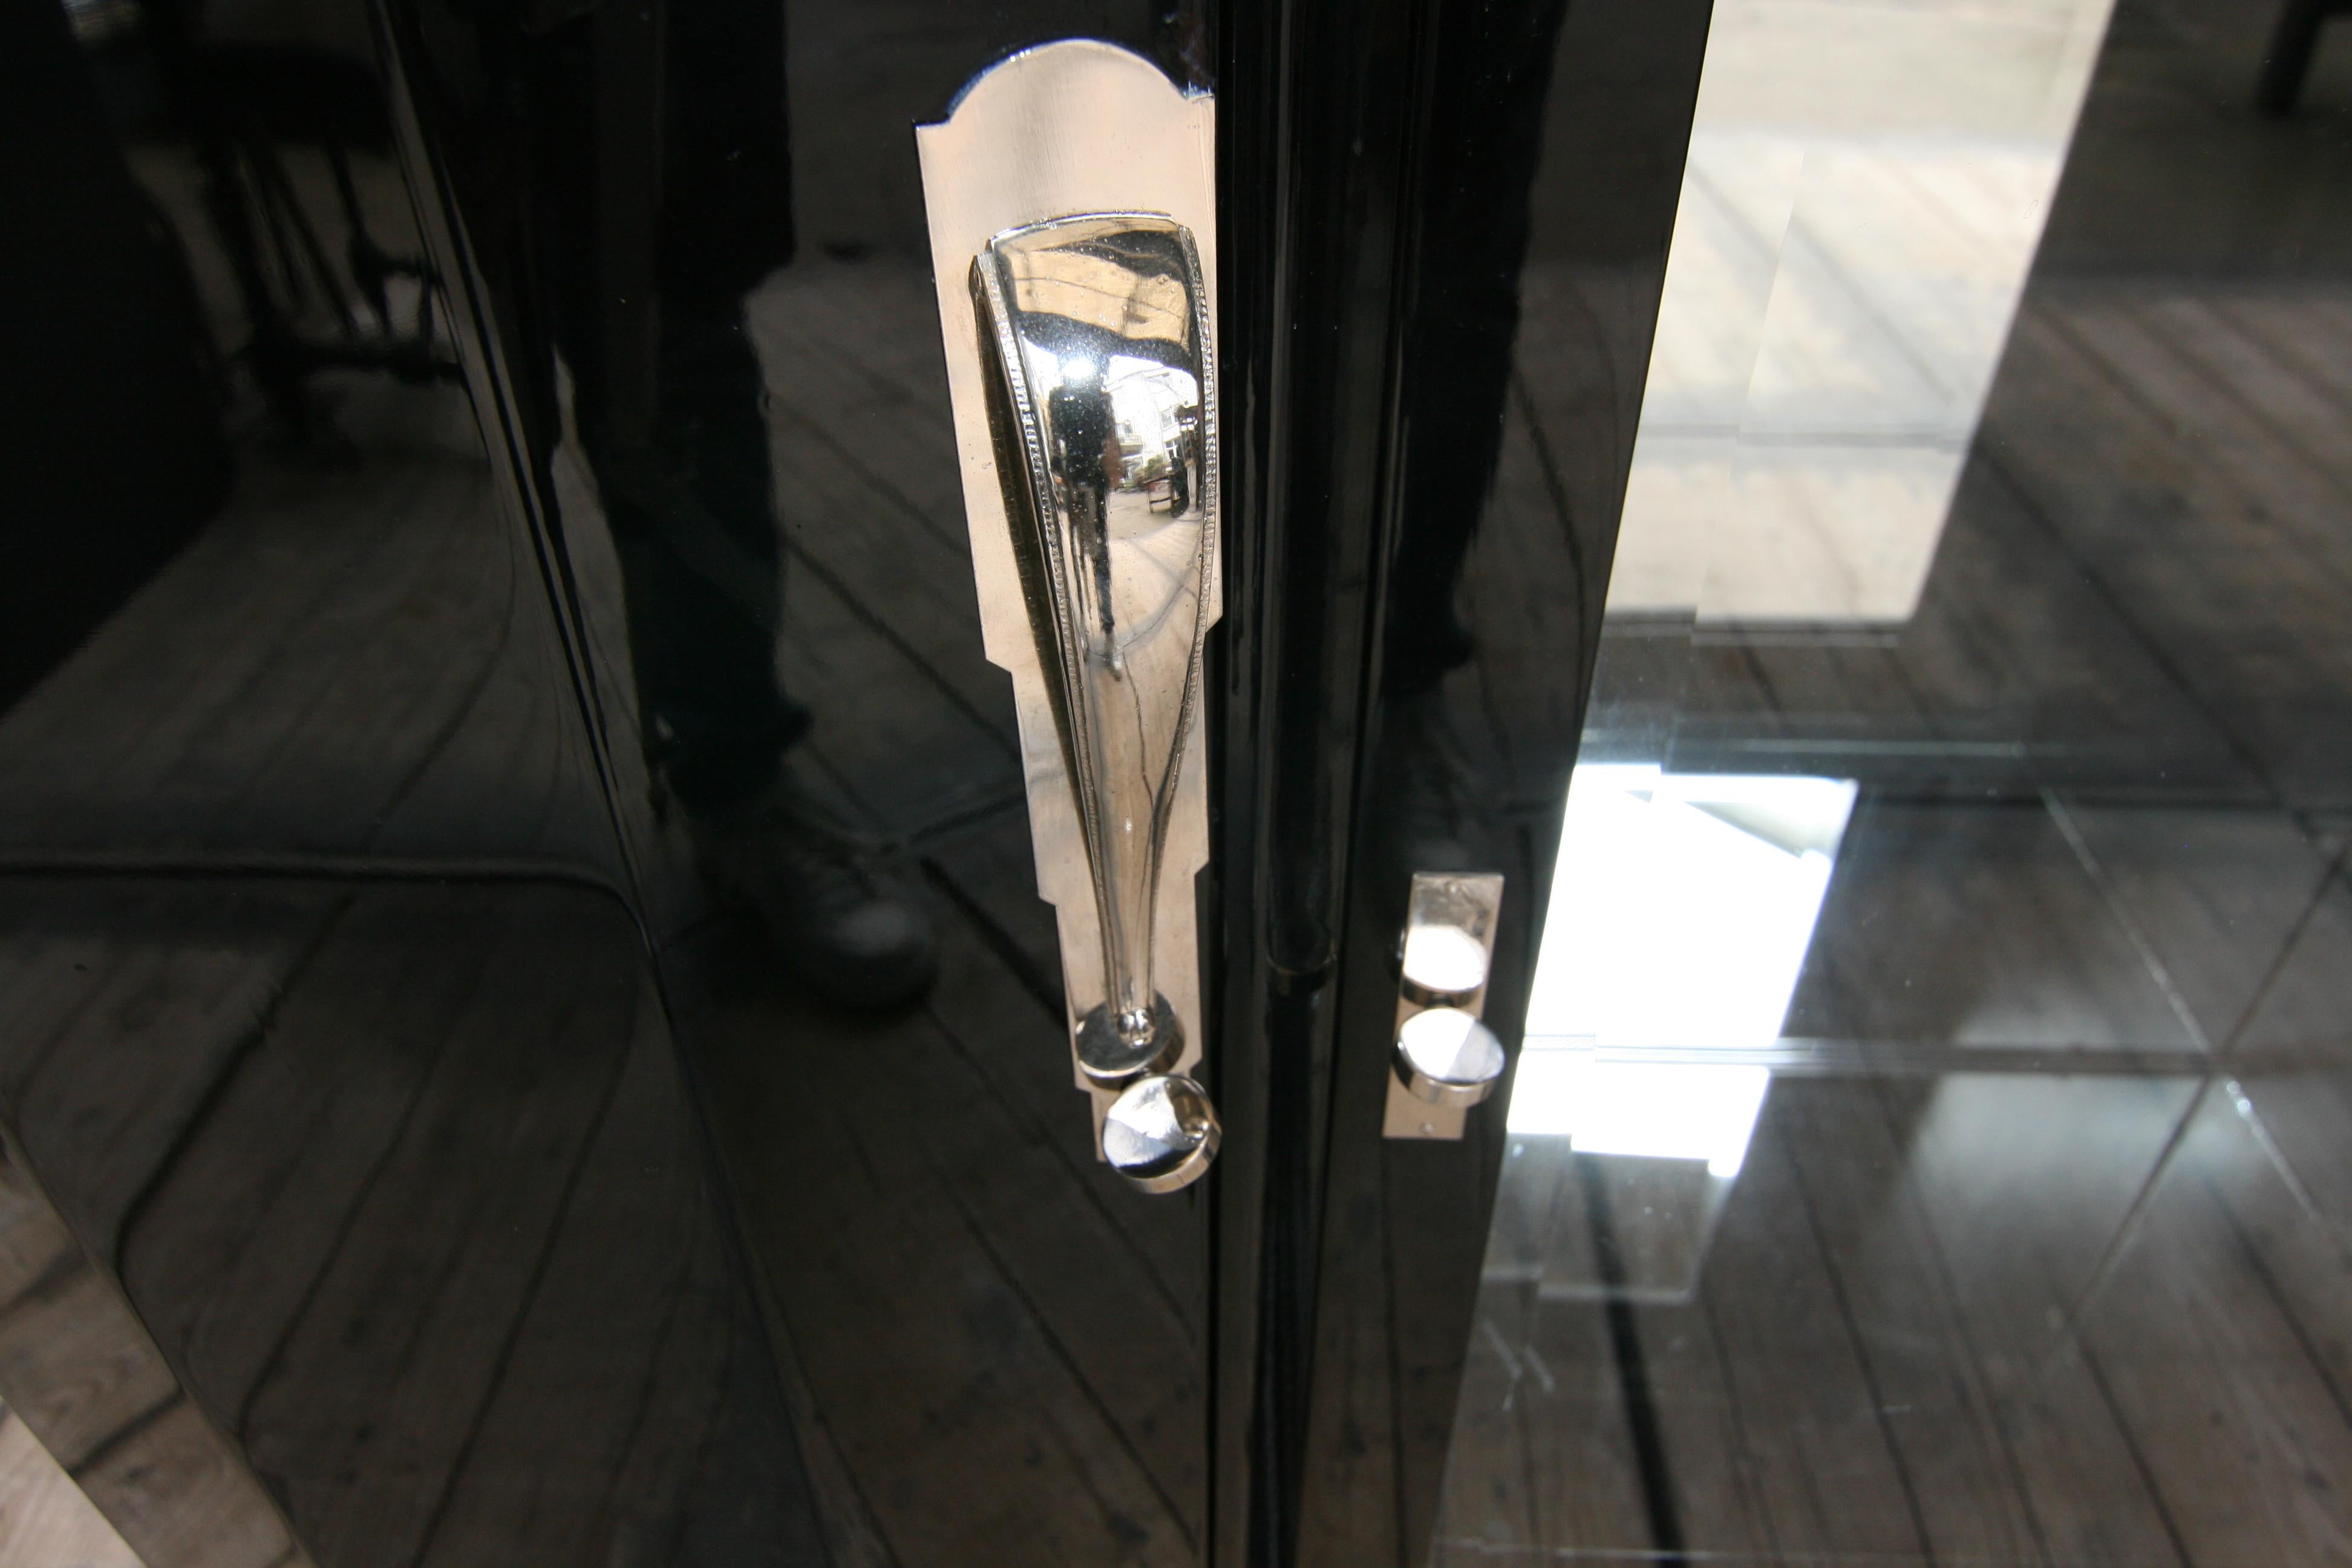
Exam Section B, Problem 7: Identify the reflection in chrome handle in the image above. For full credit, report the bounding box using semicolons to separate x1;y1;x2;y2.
972;214;1216;1089
1102;1073;1222;1194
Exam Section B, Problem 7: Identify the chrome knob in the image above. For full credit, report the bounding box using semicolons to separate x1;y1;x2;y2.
1400;920;1491;1007
1102;1073;1221;1194
1395;1007;1506;1108
1385;871;1508;1138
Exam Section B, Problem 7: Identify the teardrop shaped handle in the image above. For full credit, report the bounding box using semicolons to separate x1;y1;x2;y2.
972;213;1217;1090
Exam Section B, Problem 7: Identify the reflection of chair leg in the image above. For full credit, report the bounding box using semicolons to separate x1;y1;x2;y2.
2261;0;2341;116
327;141;390;328
259;146;357;334
173;41;465;435
194;133;312;433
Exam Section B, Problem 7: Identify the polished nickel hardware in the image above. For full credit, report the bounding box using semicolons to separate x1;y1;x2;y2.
1401;920;1492;1008
918;42;1221;1190
1396;1008;1506;1108
974;213;1215;1089
1102;1073;1222;1194
1387;872;1508;1138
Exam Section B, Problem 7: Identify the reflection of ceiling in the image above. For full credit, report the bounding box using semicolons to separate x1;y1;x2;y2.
1003;249;1191;346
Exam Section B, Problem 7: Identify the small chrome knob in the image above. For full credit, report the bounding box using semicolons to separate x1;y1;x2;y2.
1102;1073;1221;1193
1075;994;1184;1088
1400;921;1491;1007
1394;1007;1506;1108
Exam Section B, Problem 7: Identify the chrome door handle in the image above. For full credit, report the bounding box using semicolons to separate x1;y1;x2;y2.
918;44;1221;1191
972;214;1215;1087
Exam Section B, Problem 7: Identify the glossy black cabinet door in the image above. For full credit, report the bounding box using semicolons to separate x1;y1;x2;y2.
1295;2;2352;1567
1;0;1720;1558
379;2;1241;1563
2;0;1248;1564
3;0;832;1561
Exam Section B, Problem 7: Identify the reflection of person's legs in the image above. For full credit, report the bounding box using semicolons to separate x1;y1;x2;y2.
575;302;935;1007
595;304;806;815
521;3;933;1010
1377;0;1573;883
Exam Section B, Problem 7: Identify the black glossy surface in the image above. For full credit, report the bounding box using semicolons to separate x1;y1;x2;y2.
5;0;827;1558
5;0;1236;1564
15;0;1674;1549
1387;1;2352;1565
25;0;2348;1561
1269;2;1716;1563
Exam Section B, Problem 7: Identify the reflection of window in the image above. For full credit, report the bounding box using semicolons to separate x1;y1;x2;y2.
1104;353;1195;475
1508;1057;1769;1178
1000;248;1191;342
1602;0;2116;624
1505;768;1852;1179
1524;766;1855;1050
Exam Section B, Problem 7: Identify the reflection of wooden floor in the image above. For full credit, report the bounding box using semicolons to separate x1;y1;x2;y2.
1658;286;2352;811
1440;1071;2352;1566
0;240;1185;1561
1547;276;2352;812
0;381;607;868
734;230;2352;1561
0;877;813;1568
687;892;1208;1568
0;1404;140;1568
1396;0;2352;1548
744;256;1027;837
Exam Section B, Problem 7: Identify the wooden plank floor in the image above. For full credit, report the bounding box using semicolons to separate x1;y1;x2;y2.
18;21;2352;1568
1414;1;2352;1550
666;256;1212;1567
0;877;821;1568
1432;1068;2352;1567
0;228;1198;1564
1647;275;2352;809
0;376;612;871
0;1403;142;1568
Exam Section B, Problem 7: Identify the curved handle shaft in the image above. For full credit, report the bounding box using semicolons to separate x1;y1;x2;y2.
971;212;1217;1084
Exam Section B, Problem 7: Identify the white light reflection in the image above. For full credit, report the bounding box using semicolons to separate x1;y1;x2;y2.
1511;766;1856;1176
1508;1056;1769;1178
1604;0;2118;625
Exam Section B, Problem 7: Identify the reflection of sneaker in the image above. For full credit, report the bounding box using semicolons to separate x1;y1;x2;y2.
691;771;936;1011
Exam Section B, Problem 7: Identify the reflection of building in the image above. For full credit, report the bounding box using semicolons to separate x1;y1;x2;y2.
1103;351;1201;515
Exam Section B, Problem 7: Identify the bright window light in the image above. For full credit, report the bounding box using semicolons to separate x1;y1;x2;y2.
1508;1055;1771;1178
1510;766;1855;1174
1524;766;1854;1048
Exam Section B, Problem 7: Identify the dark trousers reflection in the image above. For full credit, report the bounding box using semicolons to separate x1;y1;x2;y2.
507;0;933;1007
1375;0;1571;883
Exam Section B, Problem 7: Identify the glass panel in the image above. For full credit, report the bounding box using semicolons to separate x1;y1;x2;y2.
1431;0;2352;1562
